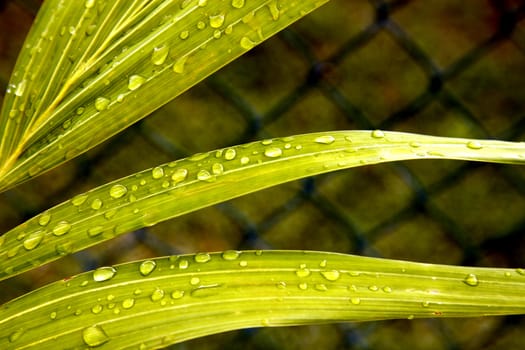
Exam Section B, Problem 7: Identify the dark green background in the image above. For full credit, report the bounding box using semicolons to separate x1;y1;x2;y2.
1;0;525;349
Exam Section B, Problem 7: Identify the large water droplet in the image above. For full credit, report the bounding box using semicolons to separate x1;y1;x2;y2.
197;169;214;182
209;13;225;28
171;290;185;299
320;270;340;281
151;45;169;65
93;266;117;282
109;184;127;199
171;168;188;184
295;265;311;278
264;147;283;158
224;148;236;160
139;260;157;276
240;36;255;50
128;75;145;91
82;325;109;347
71;194;88;206
23;231;44;250
150;288;165;301
222;250;240;260
151;166;164;179
194;253;211;263
91;198;103;210
314;135;335;144
38;212;51;226
212;163;224;175
122;298;135;309
52;221;71;236
231;0;245;8
463;273;479;286
95;97;110;111
91;304;103;314
179;259;189;269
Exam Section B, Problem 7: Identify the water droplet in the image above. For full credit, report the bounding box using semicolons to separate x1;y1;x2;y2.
239;260;248;267
319;260;327;268
240;156;250;165
224;148;236;160
109;184;127;199
128;75;145;91
171;290;185;299
295;266;311;278
422;301;430;308
55;241;74;255
85;0;95;9
463;273;479;286
371;130;385;138
194;253;211;263
298;282;308;290
139;260;157;276
382;286;393;293
240;36;255;50
467;141;483;150
171;168;188;184
150;288;165;301
516;268;525;276
52;221;71;236
91;198;103;210
9;329;24;343
95;97;110;111
91;304;103;314
71;194;88;206
82;325;109;347
122;298;135;309
264;147;282;158
23;231;44;250
222;250;240;260
209;13;225;28
314;284;328;291
151;166;164;179
173;56;188;74
38;212;51;226
197;169;214;182
320;270;340;281
7;245;19;258
212;163;224;175
267;1;280;20
15;79;27;97
88;226;104;237
151;45;169;65
368;285;379;291
350;297;361;305
190;277;200;285
314;135;335;144
179;30;190;40
50;311;57;320
93;266;117;282
179;259;189;269
197;21;206;29
231;0;245;8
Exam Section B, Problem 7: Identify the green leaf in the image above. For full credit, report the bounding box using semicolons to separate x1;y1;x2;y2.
1;250;524;349
1;130;525;281
0;0;329;193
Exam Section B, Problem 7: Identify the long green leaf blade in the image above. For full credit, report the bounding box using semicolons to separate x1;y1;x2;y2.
1;130;525;281
0;0;329;192
1;250;524;349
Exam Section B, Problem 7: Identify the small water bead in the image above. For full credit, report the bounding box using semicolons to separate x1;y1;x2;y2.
151;45;169;65
171;290;185;299
150;288;165;301
7;246;19;258
88;226;104;237
463;273;479;286
232;0;245;8
314;284;328;291
93;266;117;282
222;250;241;260
194;252;211;263
38;212;51;226
15;79;27;97
50;311;57;320
350;297;361;305
467;141;483;150
198;0;207;6
240;36;255;50
139;260;157;276
264;147;283;158
422;301;431;308
51;221;71;236
94;97;110;111
23;231;44;250
368;285;379;292
371;130;385;139
104;209;117;219
173;56;188;74
382;286;393;293
320;270;340;281
122;298;135;309
82;325;109;347
295;266;311;278
209;13;225;28
190;277;200;285
109;184;127;199
298;282;308;290
178;259;189;269
55;241;74;255
223;148;236;161
314;135;335;145
240;156;250;165
239;260;248;267
319;260;327;268
91;304;103;314
128;75;145;91
212;163;224;175
85;0;95;8
171;168;188;184
91;198;103;210
151;166;165;179
197;169;214;182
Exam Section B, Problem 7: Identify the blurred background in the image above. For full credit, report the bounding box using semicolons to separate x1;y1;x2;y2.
2;0;525;348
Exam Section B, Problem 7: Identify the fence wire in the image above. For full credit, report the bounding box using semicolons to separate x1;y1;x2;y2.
2;0;525;349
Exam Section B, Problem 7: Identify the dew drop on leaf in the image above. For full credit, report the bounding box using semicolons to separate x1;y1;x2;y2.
212;163;224;175
171;290;185;299
23;231;44;250
190;277;201;285
221;250;240;260
298;282;308;290
171;168;188;184
209;13;225;28
91;198;103;210
320;270;341;281
194;253;211;263
109;184;127;199
197;169;214;182
82;325;109;347
91;304;103;314
9;328;24;343
314;135;335;144
52;221;72;236
85;0;95;9
264;147;282;158
150;288;165;301
87;226;104;237
295;266;311;278
224;149;236;160
371;129;385;138
139;260;157;276
38;212;51;226
93;266;117;282
151;45;169;65
173;56;188;74
127;75;145;91
463;273;479;286
466;141;483;150
231;0;245;8
350;297;361;305
94;97;110;111
151;166;164;179
71;194;88;206
122;298;135;309
179;259;189;269
240;36;255;50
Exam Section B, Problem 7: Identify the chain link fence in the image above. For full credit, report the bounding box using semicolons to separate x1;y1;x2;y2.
1;0;525;349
